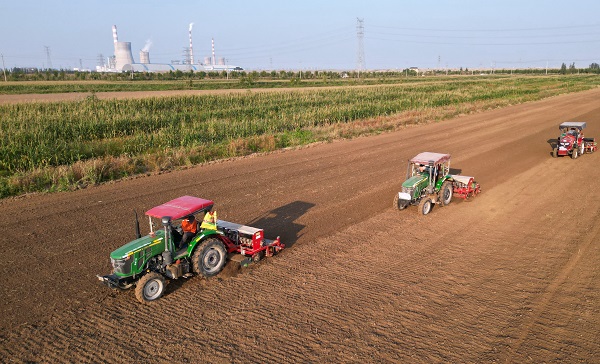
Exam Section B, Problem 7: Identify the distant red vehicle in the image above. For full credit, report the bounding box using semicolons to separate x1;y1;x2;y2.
553;122;597;159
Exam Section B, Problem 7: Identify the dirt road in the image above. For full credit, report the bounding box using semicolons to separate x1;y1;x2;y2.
1;88;599;363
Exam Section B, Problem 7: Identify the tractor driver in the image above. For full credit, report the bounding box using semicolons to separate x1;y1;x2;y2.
418;164;428;174
180;215;198;248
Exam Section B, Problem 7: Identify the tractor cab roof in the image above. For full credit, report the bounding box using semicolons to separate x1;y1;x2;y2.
410;152;451;165
559;122;586;130
145;195;214;220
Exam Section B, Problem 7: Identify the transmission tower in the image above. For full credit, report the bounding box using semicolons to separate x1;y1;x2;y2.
97;54;105;69
44;46;52;70
356;18;365;75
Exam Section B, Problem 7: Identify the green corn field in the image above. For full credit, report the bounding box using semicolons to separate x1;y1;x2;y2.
1;75;599;198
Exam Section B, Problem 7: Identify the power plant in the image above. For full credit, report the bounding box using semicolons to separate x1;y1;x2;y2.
99;24;242;73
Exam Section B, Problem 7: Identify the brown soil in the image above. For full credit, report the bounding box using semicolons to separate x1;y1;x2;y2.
1;89;599;363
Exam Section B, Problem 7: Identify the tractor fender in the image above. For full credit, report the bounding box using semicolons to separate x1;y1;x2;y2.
435;176;453;191
188;230;222;255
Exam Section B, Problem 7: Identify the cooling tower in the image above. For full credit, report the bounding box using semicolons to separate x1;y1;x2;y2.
140;51;150;64
204;57;211;66
218;57;225;65
115;42;134;71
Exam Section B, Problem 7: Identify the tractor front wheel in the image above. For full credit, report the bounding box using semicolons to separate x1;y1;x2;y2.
193;238;227;277
572;147;579;159
417;198;433;215
440;181;453;206
552;147;558;158
393;194;407;210
135;272;166;303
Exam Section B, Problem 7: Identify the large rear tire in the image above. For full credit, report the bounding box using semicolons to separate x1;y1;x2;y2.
417;198;432;216
135;272;165;303
440;181;453;206
193;238;227;277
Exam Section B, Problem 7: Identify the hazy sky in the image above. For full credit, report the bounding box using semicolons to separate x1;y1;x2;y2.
1;0;599;71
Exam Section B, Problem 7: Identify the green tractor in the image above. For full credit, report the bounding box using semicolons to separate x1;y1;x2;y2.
97;195;284;303
393;152;454;215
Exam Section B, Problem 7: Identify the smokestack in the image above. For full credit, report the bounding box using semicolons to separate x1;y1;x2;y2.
112;25;119;48
211;38;215;66
189;23;194;65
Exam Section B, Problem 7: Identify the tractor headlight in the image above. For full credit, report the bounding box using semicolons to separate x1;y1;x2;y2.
400;187;414;201
111;256;132;275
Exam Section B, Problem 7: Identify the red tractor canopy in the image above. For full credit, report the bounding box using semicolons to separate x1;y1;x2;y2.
409;152;451;165
145;195;214;220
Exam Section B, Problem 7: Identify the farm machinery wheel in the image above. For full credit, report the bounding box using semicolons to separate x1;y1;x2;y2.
134;272;166;303
417;198;433;215
571;147;579;159
193;238;227;277
440;181;453;206
393;194;407;210
552;147;558;158
252;250;265;263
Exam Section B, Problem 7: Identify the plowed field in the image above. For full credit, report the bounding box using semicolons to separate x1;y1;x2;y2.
1;88;599;363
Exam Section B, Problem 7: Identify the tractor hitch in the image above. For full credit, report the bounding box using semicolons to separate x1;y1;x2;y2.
97;274;132;290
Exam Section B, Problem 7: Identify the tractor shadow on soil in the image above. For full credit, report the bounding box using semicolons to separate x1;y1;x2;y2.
162;201;316;296
248;200;316;249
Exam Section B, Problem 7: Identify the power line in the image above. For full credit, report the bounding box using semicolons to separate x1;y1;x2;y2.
369;23;600;32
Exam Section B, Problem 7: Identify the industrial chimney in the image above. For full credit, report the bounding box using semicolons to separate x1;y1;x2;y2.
189;23;194;65
211;38;216;66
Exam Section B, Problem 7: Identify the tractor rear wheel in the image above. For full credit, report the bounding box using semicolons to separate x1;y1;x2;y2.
135;272;165;303
552;147;558;158
193;238;227;277
440;181;453;206
417;198;432;215
572;147;579;159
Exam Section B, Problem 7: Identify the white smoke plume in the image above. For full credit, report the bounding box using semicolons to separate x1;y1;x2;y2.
142;39;152;52
189;22;194;32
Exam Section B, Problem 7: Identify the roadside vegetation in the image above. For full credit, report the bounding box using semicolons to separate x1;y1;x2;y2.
1;74;599;198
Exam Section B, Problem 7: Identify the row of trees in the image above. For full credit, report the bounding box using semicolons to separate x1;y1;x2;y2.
2;63;600;82
560;62;600;74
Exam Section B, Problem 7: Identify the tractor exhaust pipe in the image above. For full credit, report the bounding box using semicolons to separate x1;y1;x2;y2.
134;210;141;239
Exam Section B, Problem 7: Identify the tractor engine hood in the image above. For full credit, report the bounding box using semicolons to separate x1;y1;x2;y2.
109;230;166;261
560;134;576;143
402;175;428;189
